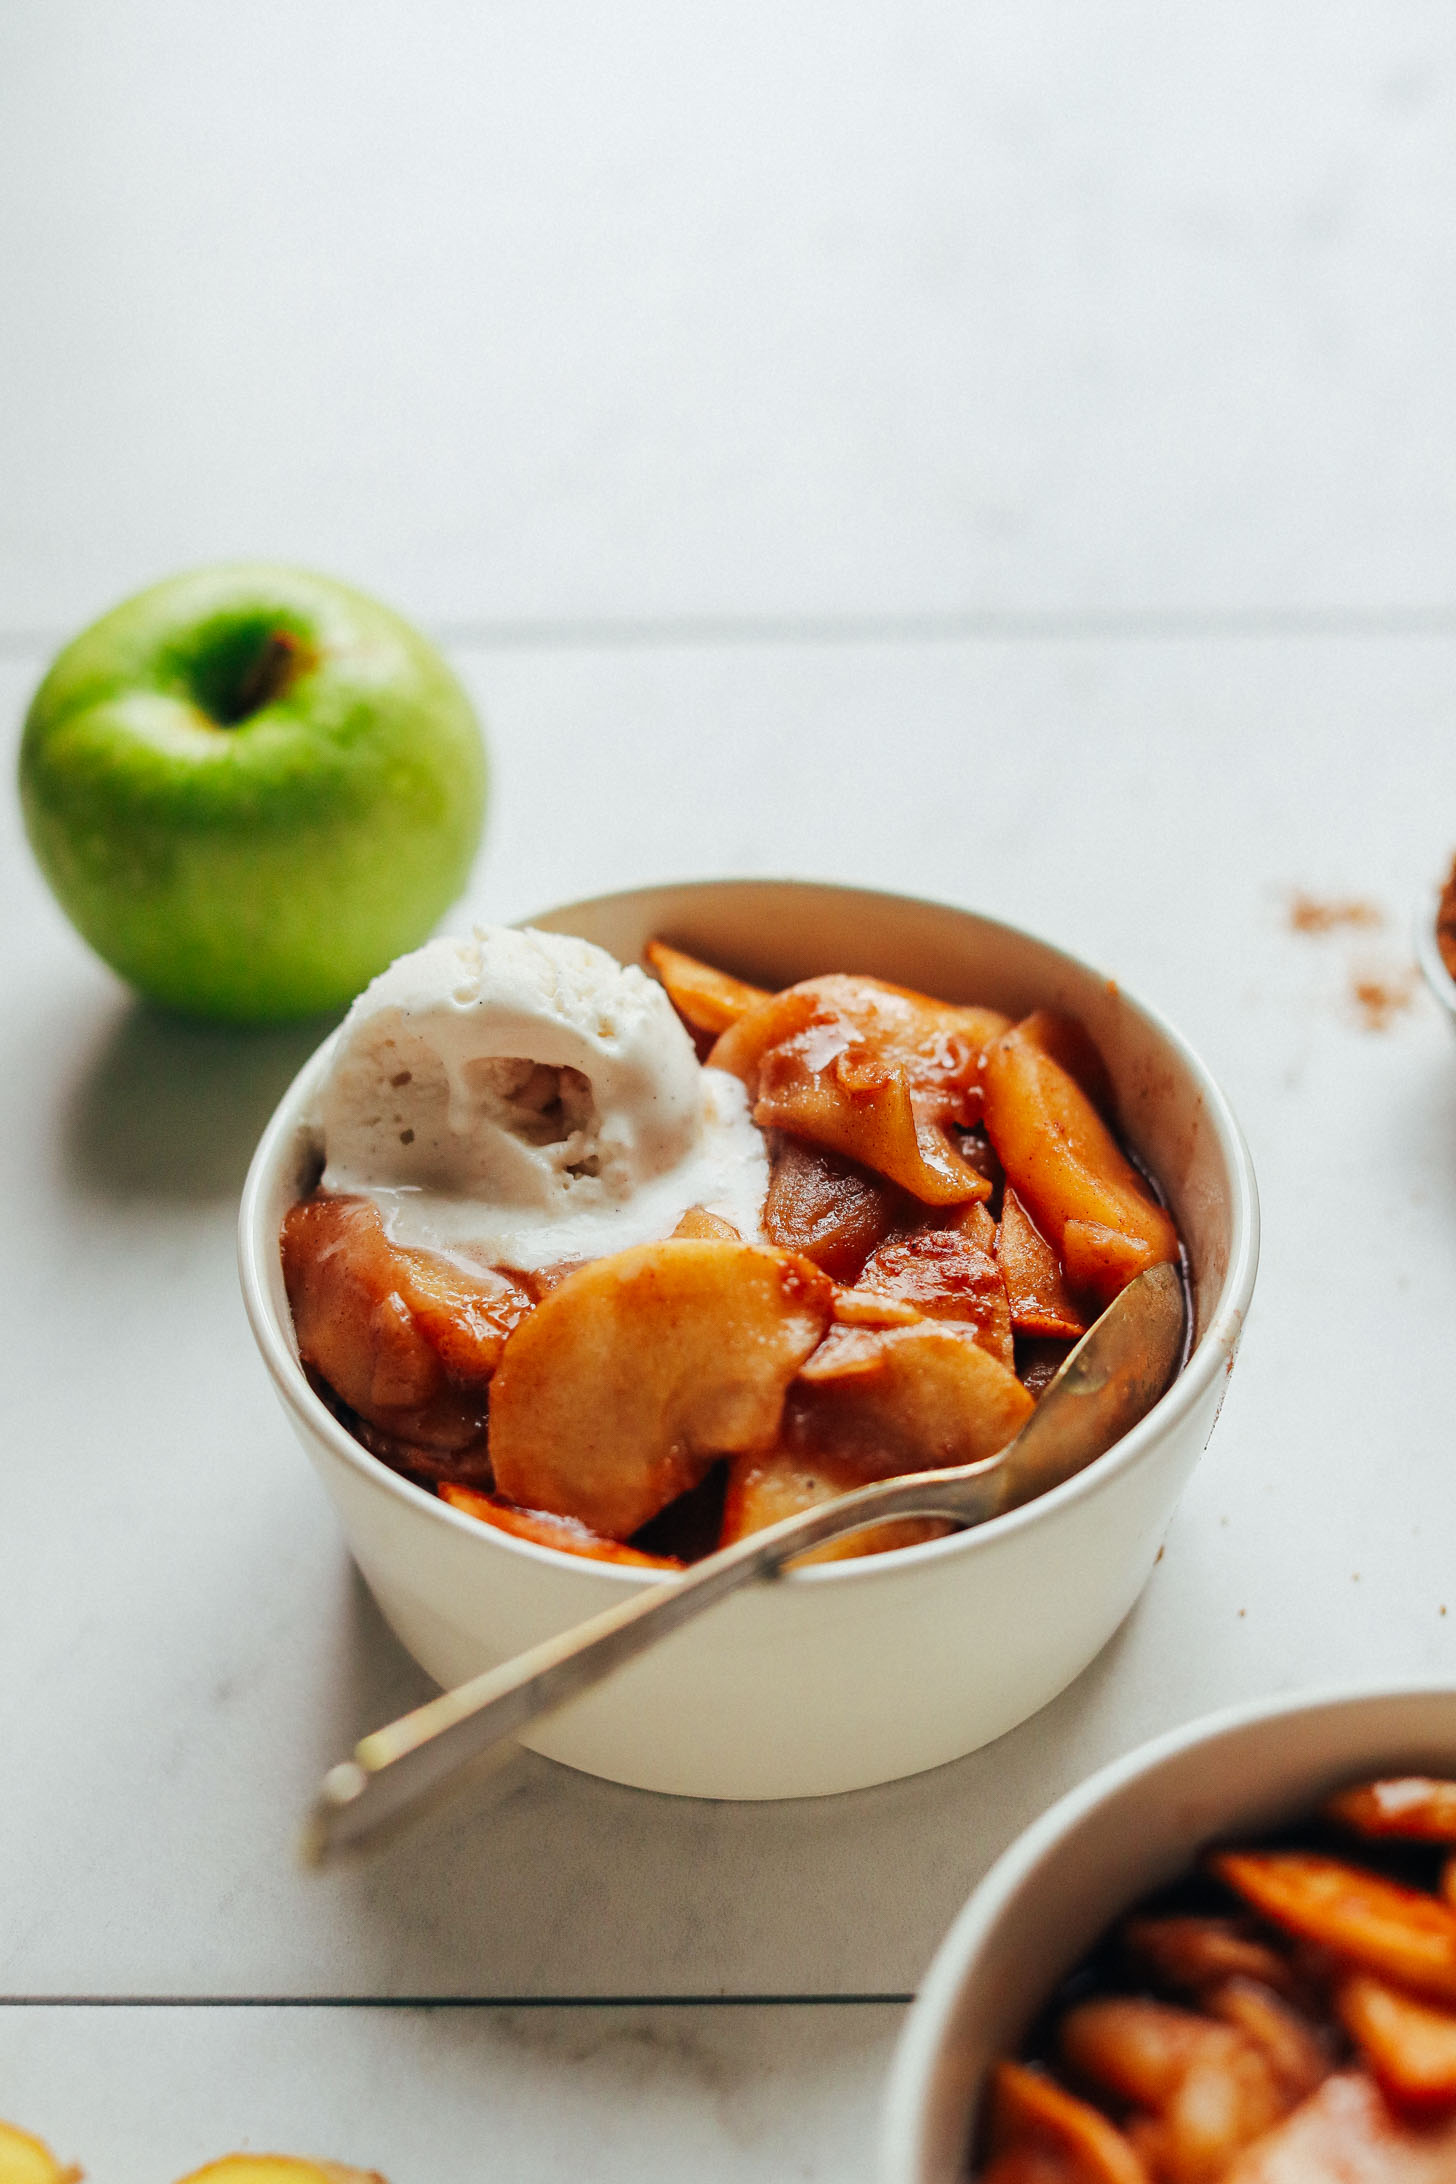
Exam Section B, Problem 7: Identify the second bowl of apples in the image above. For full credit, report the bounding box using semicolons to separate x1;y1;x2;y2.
239;880;1258;1799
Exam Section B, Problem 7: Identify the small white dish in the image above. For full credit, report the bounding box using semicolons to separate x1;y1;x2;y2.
881;1682;1456;2183
238;879;1258;1800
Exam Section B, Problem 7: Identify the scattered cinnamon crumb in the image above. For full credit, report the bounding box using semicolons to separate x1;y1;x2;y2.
1351;967;1417;1032
1287;891;1384;935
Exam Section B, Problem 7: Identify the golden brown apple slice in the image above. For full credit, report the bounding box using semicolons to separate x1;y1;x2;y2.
438;1482;686;1568
1206;1981;1331;2106
1122;1917;1301;2003
0;2121;82;2184
489;1239;833;1540
858;1218;1015;1369
281;1195;533;1450
1060;1996;1293;2179
997;1187;1088;1341
982;2061;1150;2184
1326;1778;1456;1843
791;1319;1034;1475
711;974;1008;1205
762;1135;909;1281
173;2164;386;2184
719;1446;952;1563
829;1286;922;1329
670;1204;742;1241
644;939;769;1034
981;1021;1178;1304
1212;1852;1456;2006
1337;1974;1456;2117
1016;1007;1118;1118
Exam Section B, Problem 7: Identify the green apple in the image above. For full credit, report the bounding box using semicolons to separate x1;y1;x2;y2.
18;563;487;1022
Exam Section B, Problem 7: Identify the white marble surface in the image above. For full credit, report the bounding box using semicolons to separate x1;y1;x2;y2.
6;631;1456;2007
7;3;1456;2175
2;4;1456;636
0;2004;901;2182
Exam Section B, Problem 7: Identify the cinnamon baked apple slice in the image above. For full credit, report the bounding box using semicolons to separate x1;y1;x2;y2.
644;940;769;1035
711;974;1008;1205
791;1318;1034;1475
488;1239;833;1540
857;1203;1015;1370
720;1446;952;1563
174;2163;386;2184
981;1017;1178;1305
281;1195;532;1452
0;2121;81;2184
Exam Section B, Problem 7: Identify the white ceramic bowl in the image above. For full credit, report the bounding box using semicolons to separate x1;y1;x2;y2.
881;1682;1456;2183
238;879;1258;1800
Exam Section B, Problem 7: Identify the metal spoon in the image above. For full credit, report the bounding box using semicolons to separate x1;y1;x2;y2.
305;1259;1185;1863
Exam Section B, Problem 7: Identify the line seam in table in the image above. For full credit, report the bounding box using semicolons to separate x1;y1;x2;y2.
6;607;1456;662
0;1995;914;2010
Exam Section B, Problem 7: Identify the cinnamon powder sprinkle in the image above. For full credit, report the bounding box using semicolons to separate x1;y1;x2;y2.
1287;892;1384;936
1351;969;1416;1032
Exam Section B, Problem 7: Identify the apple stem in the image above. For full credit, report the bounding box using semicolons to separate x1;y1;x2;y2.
215;629;308;724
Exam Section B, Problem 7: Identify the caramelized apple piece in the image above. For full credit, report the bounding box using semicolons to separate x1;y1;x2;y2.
711;975;1009;1204
1327;1779;1456;1842
1220;2070;1456;2182
1206;1982;1331;2106
858;1219;1015;1369
719;1446;952;1564
488;1239;833;1539
281;1195;533;1450
998;1188;1088;1340
438;1482;686;1569
175;2165;386;2184
1211;1853;1456;2007
670;1204;742;1241
790;1320;1034;1474
0;2120;82;2184
830;1286;922;1328
303;1374;491;1489
762;1135;908;1280
983;2061;1150;2184
1015;1008;1117;1115
1124;1918;1302;2004
1337;1974;1456;2116
644;940;769;1035
1060;1997;1293;2182
981;1020;1178;1304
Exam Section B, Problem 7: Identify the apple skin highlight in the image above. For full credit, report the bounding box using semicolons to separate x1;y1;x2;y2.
18;563;488;1024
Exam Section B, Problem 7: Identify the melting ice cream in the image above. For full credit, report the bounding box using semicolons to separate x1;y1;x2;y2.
317;924;767;1271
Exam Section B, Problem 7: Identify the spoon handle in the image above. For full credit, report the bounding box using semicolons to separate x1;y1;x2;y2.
305;1460;998;1860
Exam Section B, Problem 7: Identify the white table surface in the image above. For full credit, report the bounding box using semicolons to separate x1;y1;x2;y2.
5;8;1456;2180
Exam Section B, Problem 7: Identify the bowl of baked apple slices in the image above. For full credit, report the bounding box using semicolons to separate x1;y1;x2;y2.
239;879;1257;1799
882;1683;1456;2184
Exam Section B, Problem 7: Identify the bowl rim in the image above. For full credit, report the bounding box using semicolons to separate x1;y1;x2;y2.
237;875;1260;1590
879;1676;1456;2182
1414;872;1456;1017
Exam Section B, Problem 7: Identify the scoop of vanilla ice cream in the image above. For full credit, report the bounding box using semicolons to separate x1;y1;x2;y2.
317;924;768;1270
